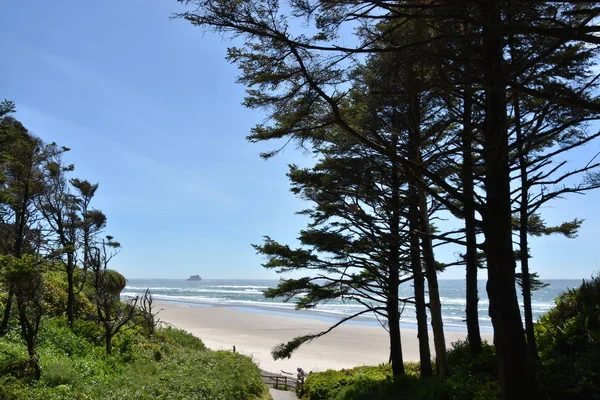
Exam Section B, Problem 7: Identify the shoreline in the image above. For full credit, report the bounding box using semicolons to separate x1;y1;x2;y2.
147;298;495;334
155;300;493;373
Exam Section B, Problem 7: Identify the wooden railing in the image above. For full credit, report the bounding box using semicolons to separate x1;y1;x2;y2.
261;373;297;391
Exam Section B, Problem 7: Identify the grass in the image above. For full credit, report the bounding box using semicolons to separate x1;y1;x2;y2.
0;317;269;400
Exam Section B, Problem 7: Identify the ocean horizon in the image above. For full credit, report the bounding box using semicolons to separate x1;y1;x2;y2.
123;278;583;332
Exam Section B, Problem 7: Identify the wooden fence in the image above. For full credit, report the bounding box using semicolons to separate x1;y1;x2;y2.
261;373;298;391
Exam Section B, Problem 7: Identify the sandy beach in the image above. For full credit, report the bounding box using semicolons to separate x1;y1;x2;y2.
156;301;493;373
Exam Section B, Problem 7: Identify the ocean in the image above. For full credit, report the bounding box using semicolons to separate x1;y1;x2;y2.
123;278;582;332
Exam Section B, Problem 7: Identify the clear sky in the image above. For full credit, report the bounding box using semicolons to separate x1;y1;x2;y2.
1;1;599;280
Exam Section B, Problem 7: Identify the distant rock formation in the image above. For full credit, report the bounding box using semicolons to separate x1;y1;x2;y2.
186;275;202;281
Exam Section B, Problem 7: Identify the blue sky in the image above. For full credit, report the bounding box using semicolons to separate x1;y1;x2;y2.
1;1;599;280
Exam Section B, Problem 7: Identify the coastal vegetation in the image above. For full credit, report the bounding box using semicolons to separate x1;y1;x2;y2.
3;0;600;399
175;1;600;399
0;104;270;399
301;275;600;400
0;316;267;400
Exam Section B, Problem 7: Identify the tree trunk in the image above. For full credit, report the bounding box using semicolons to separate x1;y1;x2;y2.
0;286;14;335
1;182;30;336
408;196;432;378
418;191;449;378
407;75;450;378
66;253;75;326
462;90;483;356
411;88;449;375
18;302;40;380
404;70;432;379
514;95;538;360
388;290;405;377
388;136;406;378
520;216;537;359
105;330;113;355
481;3;538;398
13;179;30;259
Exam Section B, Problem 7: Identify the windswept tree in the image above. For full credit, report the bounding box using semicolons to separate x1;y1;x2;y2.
138;289;161;336
71;179;105;268
37;154;81;326
503;1;600;359
71;178;107;308
255;140;417;377
0;99;16;118
252;25;469;376
88;237;137;355
176;1;600;397
1;103;106;331
0;111;58;334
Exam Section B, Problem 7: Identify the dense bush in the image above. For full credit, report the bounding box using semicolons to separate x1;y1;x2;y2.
303;275;600;400
0;266;269;400
0;375;31;400
442;339;500;400
0;334;30;376
536;275;600;399
0;319;269;400
42;360;75;387
103;269;127;296
302;341;500;400
303;364;423;400
42;271;95;317
446;339;496;376
83;348;266;400
155;325;207;352
38;318;97;357
1;306;267;399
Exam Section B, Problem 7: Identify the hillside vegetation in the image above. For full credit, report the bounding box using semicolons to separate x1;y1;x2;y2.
0;270;269;400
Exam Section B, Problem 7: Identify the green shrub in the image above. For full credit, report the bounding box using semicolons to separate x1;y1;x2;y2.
0;288;7;305
71;318;104;344
104;270;127;296
37;318;95;357
42;273;68;315
536;275;600;399
155;325;207;352
473;381;501;400
442;339;499;400
43;271;95;317
0;337;30;376
303;340;501;400
42;360;74;387
303;364;435;400
446;339;496;375
82;347;265;400
0;301;265;400
0;375;30;400
133;341;164;361
536;276;600;355
112;328;139;359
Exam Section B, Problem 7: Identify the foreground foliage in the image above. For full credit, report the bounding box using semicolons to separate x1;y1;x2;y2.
0;268;268;400
0;317;267;400
536;276;600;399
302;277;600;400
302;342;500;400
